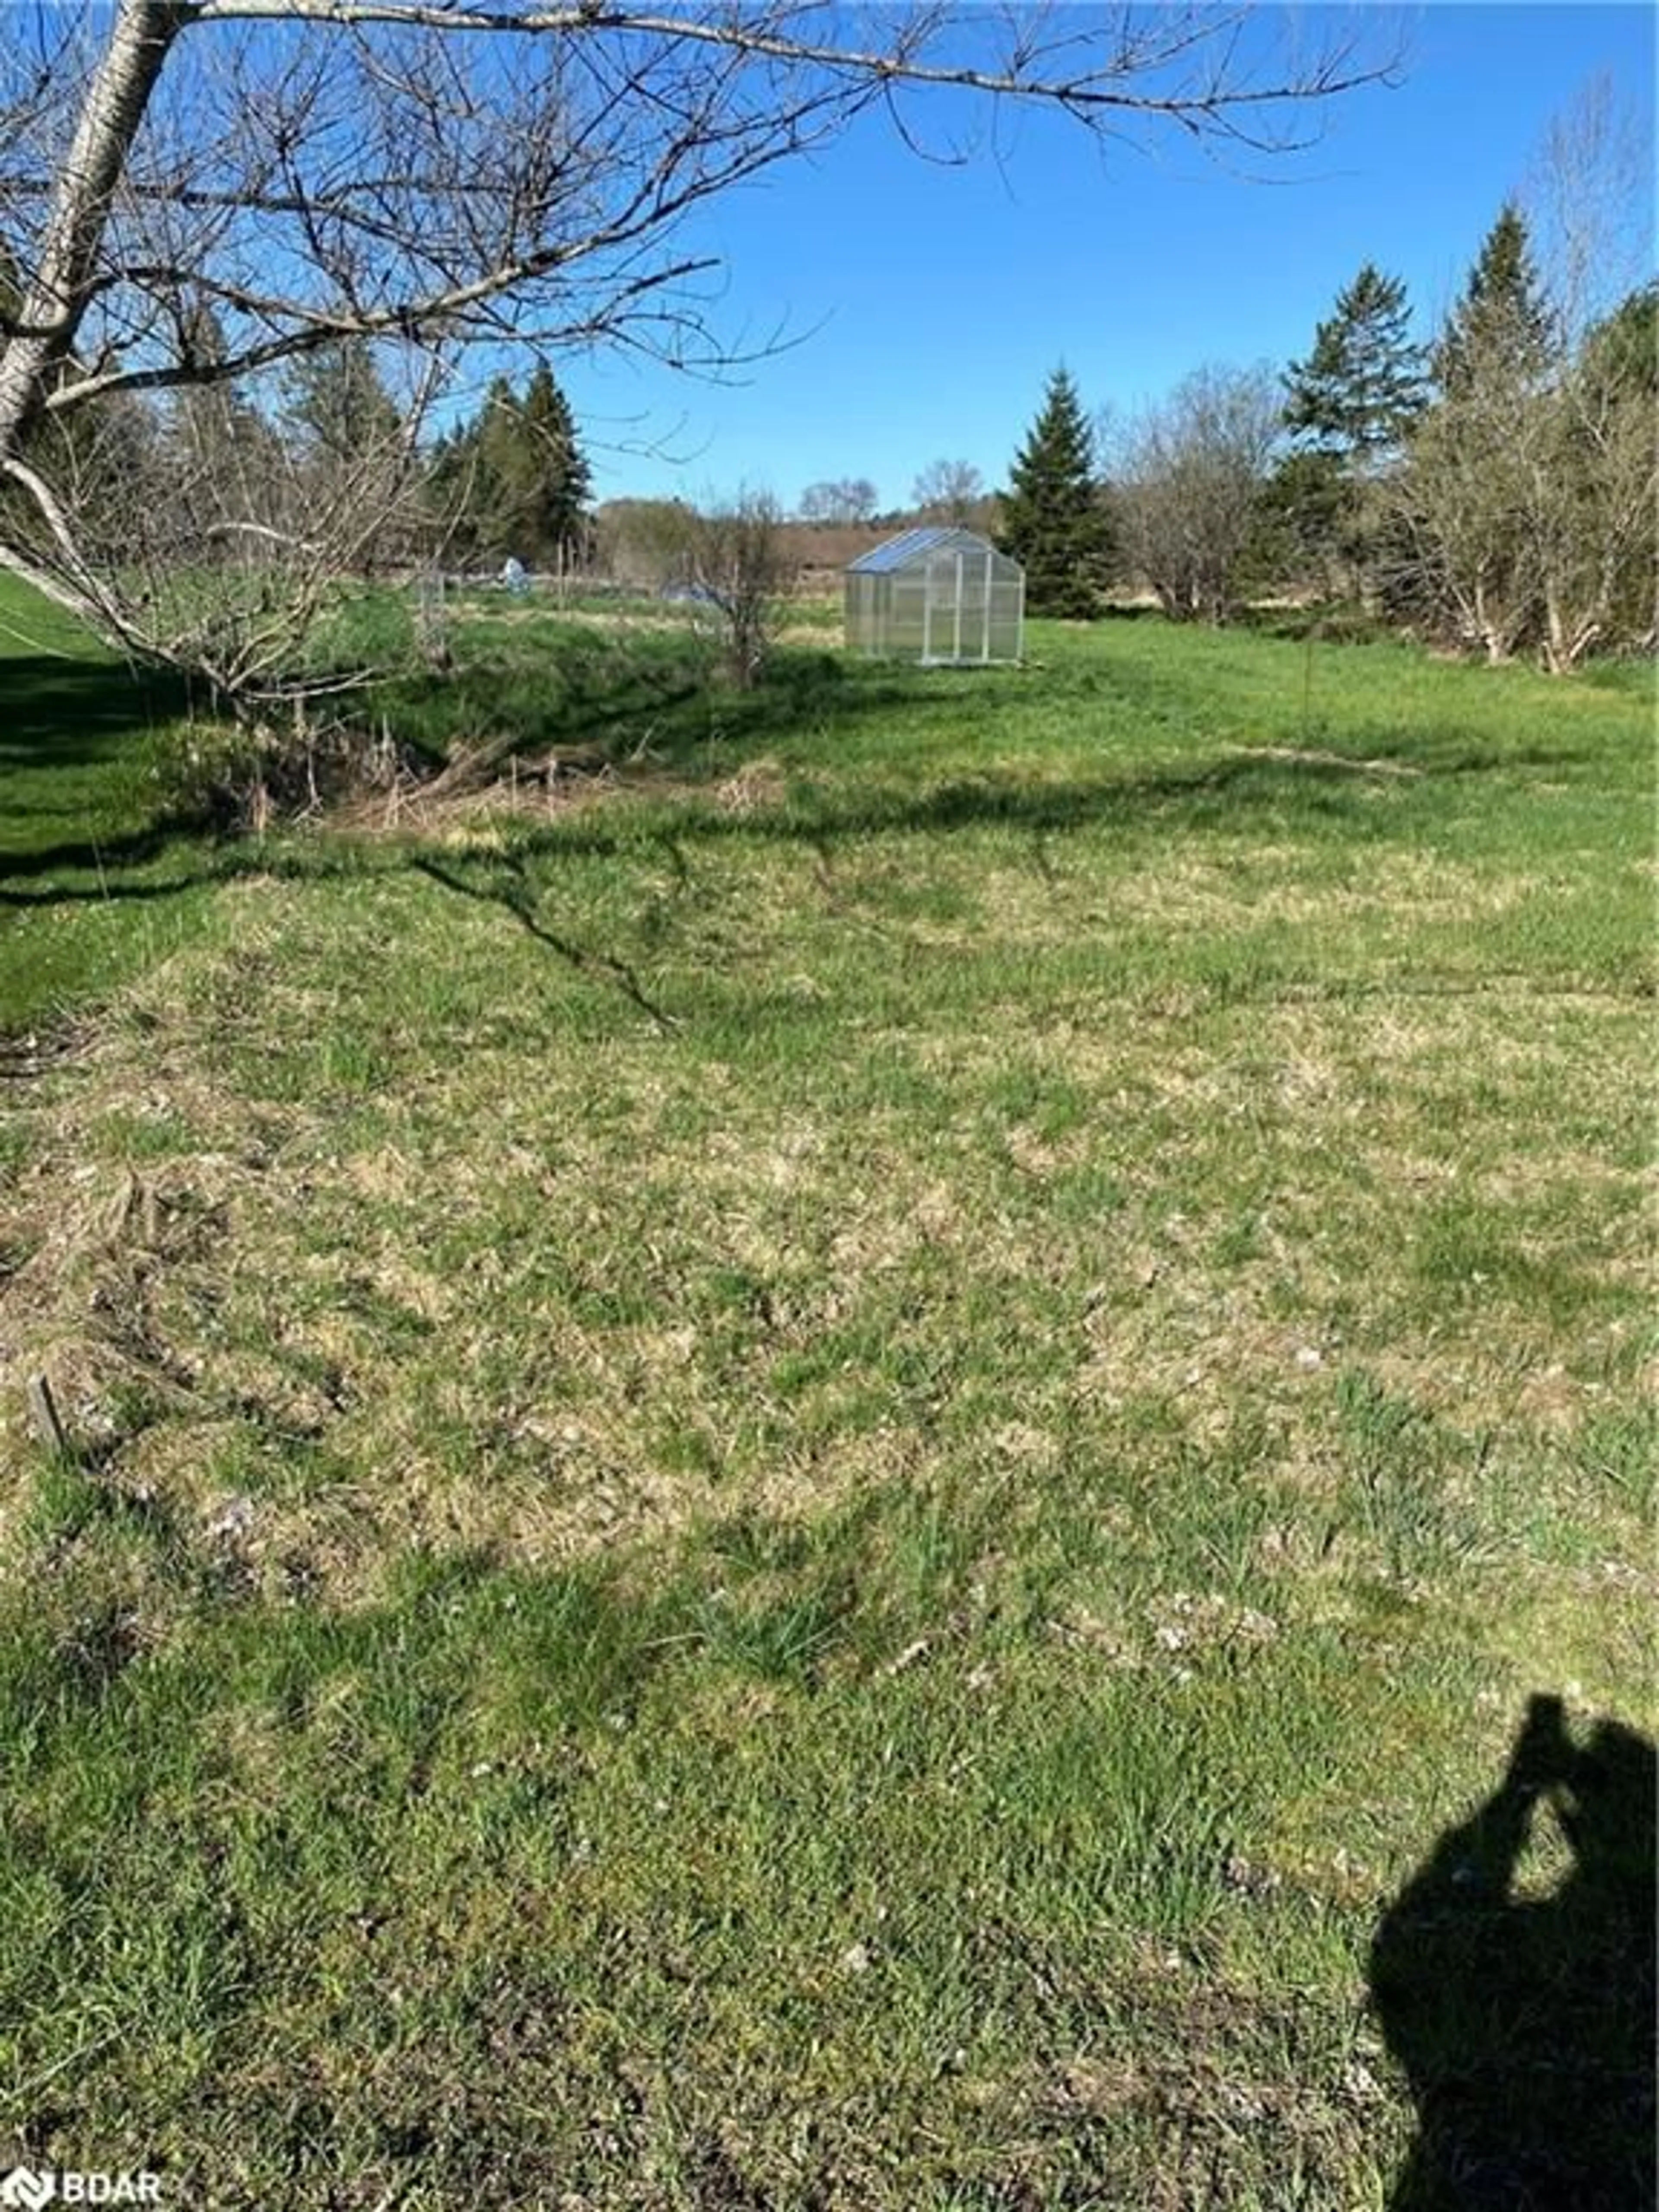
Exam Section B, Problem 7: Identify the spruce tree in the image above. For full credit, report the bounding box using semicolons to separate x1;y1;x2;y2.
1281;263;1428;601
425;420;483;562
1434;203;1553;395
998;367;1112;618
280;338;407;572
1284;262;1428;464
170;305;281;543
1581;280;1657;401
470;364;592;565
474;375;525;559
518;361;591;563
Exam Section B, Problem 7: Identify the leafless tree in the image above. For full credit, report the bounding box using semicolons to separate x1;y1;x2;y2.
1526;75;1650;359
591;496;699;591
3;343;442;713
683;488;797;688
1387;79;1656;670
910;458;984;524
1391;313;1653;672
798;478;880;527
0;1;1401;700
1112;362;1283;622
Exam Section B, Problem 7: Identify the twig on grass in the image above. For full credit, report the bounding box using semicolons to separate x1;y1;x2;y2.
25;1371;76;1463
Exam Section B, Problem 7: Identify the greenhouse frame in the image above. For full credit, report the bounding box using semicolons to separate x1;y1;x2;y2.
844;527;1024;666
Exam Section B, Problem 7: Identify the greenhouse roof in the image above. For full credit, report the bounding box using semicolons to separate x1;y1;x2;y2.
845;526;994;575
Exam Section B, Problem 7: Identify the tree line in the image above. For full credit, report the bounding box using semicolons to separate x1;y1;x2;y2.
997;88;1654;670
429;368;592;572
792;464;993;531
0;9;1643;707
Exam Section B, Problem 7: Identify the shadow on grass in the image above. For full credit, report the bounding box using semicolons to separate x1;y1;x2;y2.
432;639;1593;791
0;614;1608;939
371;634;915;770
0;653;202;897
0;654;191;758
0;818;210;894
0;734;1599;925
1372;1695;1656;2212
493;740;1584;869
408;853;679;1032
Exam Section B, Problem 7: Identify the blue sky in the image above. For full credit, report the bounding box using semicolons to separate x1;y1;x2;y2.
552;4;1656;512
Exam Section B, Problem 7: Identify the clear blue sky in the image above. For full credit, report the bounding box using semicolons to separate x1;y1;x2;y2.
551;3;1655;512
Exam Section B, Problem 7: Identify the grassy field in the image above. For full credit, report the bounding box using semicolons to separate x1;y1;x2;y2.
0;573;1653;2208
0;581;231;1039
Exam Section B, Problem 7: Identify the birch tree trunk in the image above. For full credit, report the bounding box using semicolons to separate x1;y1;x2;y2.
0;1;182;462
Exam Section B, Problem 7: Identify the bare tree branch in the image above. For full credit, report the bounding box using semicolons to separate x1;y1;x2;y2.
0;0;1405;711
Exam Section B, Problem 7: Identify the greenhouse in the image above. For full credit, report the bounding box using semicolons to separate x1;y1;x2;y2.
844;527;1024;666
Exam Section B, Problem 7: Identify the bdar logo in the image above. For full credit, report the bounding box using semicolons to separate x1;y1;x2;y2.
0;2171;56;2212
0;2178;156;2208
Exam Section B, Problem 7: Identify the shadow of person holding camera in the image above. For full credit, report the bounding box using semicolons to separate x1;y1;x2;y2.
1370;1695;1656;2211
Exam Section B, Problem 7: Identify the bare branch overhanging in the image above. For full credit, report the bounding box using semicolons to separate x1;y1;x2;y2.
0;0;1404;692
2;3;1403;398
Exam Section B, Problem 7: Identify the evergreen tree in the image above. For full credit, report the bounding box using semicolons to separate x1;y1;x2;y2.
425;419;484;562
1433;203;1553;395
451;364;592;566
166;304;284;557
1392;209;1656;669
1280;264;1428;600
514;361;592;563
998;366;1112;618
473;375;522;558
283;337;400;465
1255;448;1349;598
1284;262;1428;464
280;337;415;573
1581;280;1658;401
1562;280;1657;653
171;303;263;469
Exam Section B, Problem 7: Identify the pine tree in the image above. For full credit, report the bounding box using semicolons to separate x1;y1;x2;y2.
1558;281;1656;654
1581;280;1658;401
168;305;283;555
1397;209;1655;669
464;364;592;566
1279;264;1428;601
1284;263;1428;464
473;375;524;560
998;367;1112;618
425;422;472;554
279;338;408;572
1434;203;1554;395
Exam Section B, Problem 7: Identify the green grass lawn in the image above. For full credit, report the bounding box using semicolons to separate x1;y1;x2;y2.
0;576;226;1038
1;578;1653;2207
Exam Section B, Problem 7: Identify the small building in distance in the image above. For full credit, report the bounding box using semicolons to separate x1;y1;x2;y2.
844;527;1024;666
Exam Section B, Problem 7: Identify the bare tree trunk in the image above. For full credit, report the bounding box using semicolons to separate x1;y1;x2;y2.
0;1;183;463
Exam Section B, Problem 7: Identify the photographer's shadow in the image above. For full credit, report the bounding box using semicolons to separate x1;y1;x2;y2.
1371;1696;1656;2212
